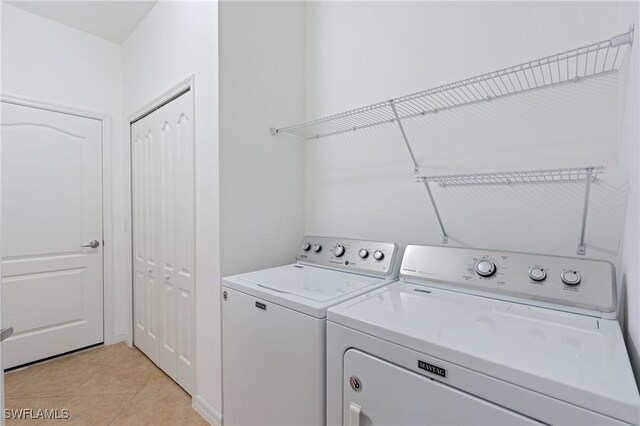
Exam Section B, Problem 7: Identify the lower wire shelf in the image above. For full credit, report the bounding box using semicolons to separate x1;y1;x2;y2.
417;165;605;255
417;165;606;186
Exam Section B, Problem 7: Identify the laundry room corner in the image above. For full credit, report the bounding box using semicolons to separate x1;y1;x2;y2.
302;1;640;384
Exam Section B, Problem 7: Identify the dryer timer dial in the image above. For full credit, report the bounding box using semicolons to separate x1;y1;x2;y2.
475;260;497;277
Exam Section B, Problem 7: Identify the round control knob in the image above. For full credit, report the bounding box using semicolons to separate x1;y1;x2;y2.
475;260;496;277
358;249;369;259
561;270;581;286
313;244;322;253
334;244;345;257
302;243;311;251
373;250;384;261
528;267;547;282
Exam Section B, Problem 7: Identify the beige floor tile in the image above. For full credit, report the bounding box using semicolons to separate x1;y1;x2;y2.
110;368;195;426
105;345;149;366
15;359;103;398
60;343;130;367
4;366;46;399
69;368;152;398
4;344;122;399
4;344;207;426
160;404;210;426
69;353;156;397
64;395;133;425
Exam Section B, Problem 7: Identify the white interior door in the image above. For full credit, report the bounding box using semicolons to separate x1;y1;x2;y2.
131;90;195;394
0;101;104;369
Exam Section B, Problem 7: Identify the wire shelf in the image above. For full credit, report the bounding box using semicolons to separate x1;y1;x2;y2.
418;166;606;187
272;30;633;140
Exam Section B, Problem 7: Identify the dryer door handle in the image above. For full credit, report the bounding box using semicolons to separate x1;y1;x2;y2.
349;402;361;426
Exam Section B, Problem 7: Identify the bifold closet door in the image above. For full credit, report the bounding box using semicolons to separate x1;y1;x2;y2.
131;90;195;394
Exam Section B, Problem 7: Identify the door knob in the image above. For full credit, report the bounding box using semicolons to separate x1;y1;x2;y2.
81;240;100;249
1;327;14;342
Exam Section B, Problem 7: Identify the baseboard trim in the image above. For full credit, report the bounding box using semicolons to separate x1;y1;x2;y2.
192;394;222;426
111;332;129;345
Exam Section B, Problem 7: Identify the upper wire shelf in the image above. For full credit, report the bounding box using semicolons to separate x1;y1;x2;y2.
417;165;606;187
271;29;634;140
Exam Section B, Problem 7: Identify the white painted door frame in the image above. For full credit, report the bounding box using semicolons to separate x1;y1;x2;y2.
0;93;116;348
125;74;196;382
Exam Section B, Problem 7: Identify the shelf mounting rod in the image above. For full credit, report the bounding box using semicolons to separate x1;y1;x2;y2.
422;179;449;244
577;167;595;255
390;99;448;244
389;101;420;174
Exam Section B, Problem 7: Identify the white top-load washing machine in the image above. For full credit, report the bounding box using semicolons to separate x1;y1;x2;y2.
327;245;640;425
222;236;400;426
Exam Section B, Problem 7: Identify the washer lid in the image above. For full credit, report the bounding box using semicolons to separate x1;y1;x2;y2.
328;282;640;425
223;264;392;318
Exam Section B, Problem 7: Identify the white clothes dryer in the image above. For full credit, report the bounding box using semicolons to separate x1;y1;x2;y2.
327;245;640;425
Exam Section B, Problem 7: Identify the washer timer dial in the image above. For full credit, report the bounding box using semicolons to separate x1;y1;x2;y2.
475;259;497;277
528;267;547;282
561;270;581;286
334;244;345;257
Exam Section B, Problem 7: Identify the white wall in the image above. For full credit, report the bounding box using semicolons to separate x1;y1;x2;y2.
1;3;122;116
121;1;220;421
616;3;640;385
304;1;638;378
0;3;124;342
217;1;305;420
218;1;305;277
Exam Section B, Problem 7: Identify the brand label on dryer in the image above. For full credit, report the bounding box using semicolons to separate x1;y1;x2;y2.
418;360;446;377
255;301;267;310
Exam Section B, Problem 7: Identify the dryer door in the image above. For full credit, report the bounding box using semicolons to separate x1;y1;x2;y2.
343;349;540;425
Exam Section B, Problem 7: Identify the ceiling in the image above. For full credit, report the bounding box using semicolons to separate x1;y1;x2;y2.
5;1;157;43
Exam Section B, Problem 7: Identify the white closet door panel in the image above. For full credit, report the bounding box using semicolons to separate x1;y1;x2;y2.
133;269;147;353
132;136;149;356
160;280;177;379
158;118;177;379
132;125;160;364
131;90;194;395
176;284;194;392
174;104;195;394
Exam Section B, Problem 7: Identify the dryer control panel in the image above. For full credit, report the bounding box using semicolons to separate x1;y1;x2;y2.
297;236;399;278
400;245;616;317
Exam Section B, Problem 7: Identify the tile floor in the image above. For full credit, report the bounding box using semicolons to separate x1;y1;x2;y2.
4;343;208;425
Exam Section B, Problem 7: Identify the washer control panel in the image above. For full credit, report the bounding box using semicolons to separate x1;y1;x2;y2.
400;245;616;316
297;236;398;277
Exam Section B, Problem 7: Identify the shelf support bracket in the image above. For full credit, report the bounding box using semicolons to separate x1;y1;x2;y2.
389;101;420;174
420;178;449;244
390;100;448;244
577;167;595;256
